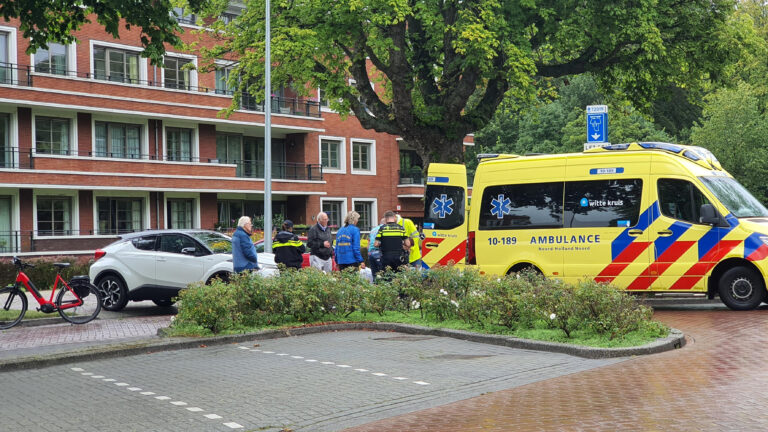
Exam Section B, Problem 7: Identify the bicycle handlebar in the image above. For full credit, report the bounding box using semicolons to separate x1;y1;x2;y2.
12;257;34;269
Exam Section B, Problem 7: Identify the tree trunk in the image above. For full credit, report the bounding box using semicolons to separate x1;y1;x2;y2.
403;134;465;172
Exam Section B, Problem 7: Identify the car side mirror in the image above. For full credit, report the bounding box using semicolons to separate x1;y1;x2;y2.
181;247;197;255
699;203;721;225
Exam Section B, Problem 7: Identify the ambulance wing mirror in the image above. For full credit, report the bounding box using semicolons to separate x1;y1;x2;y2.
699;204;723;226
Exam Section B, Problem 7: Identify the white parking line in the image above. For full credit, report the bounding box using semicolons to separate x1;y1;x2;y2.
81;372;93;375
103;378;116;382
155;396;171;400
127;387;142;391
223;422;243;429
204;414;223;419
115;382;129;386
141;392;156;395
171;401;188;406
187;407;204;412
234;346;433;387
90;375;105;379
70;367;84;371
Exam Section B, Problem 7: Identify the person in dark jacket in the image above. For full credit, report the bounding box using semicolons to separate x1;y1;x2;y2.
307;211;334;272
375;210;411;275
334;211;365;271
272;219;306;270
232;216;260;273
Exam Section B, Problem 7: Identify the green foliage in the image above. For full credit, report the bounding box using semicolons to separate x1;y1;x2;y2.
1;0;210;64
175;279;239;333
0;256;91;290
193;0;737;165
690;82;768;204
173;265;665;345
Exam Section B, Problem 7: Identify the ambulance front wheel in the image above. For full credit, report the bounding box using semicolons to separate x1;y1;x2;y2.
718;266;765;311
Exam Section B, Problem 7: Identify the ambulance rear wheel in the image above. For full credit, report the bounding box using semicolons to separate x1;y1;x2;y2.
718;266;764;311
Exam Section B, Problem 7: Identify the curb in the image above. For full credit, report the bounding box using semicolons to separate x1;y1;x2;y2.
0;322;685;373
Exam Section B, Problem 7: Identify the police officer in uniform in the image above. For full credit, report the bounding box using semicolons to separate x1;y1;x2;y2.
273;220;306;270
375;210;412;277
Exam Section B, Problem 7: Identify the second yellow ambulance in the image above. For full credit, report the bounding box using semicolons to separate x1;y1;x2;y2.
422;142;768;310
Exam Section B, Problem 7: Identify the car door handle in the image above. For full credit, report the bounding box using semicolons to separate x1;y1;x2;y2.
157;258;167;262
424;242;440;249
627;229;644;237
657;230;674;237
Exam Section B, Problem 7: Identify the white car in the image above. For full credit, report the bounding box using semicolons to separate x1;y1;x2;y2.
89;229;277;311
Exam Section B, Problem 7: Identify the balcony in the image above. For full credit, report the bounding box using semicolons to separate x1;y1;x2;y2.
226;160;323;181
0;63;322;118
398;168;424;185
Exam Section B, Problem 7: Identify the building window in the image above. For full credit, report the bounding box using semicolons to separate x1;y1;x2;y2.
320;138;341;171
351;139;375;174
35;116;70;155
216;133;241;164
93;46;139;83
353;201;374;232
220;12;238;24
0;196;14;252
97;197;143;234
95;121;141;159
37;196;71;236
164;57;191;90
166;127;192;161
0;32;9;83
168;199;194;229
216;199;264;229
0;113;11;168
34;43;67;75
215;66;235;95
318;88;329;107
172;7;197;25
322;200;344;229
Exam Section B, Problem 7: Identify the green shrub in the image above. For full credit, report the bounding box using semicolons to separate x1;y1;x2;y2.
175;280;238;333
573;280;656;339
0;255;91;289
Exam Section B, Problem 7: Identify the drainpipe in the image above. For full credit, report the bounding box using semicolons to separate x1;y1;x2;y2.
155;120;160;229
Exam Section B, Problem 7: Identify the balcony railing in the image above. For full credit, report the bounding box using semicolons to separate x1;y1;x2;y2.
0;63;322;117
225;160;323;180
398;168;424;185
0;231;21;253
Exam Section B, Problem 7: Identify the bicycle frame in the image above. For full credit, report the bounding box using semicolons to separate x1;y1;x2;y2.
15;271;81;310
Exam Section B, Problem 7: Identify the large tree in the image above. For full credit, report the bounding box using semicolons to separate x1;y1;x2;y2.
1;0;209;63
200;0;739;166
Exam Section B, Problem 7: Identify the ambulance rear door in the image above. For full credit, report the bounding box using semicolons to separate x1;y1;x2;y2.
422;163;467;269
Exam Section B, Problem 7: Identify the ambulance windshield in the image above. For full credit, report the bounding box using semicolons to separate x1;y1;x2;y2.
699;176;768;218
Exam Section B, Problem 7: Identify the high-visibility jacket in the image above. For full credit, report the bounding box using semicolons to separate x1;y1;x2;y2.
376;222;409;268
397;215;422;263
273;230;306;269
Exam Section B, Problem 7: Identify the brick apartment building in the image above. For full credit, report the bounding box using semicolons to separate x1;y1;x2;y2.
0;10;473;255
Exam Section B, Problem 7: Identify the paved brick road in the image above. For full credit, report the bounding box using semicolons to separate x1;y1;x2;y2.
344;309;768;432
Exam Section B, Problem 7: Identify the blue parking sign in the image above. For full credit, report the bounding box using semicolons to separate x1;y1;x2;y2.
586;105;608;143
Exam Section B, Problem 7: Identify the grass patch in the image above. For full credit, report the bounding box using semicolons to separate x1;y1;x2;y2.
164;310;669;348
0;310;51;321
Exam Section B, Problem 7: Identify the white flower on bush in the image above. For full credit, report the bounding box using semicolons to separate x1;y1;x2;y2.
470;290;481;297
411;300;420;309
497;278;501;282
440;289;448;296
450;300;459;308
549;313;557;320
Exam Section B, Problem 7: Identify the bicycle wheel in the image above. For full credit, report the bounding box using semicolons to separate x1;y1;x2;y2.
0;286;27;329
57;283;101;324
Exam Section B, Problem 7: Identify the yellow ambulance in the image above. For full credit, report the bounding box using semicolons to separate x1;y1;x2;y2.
422;142;768;310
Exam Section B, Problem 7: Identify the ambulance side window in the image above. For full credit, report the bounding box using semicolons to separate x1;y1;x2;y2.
658;179;711;224
478;182;563;230
424;185;465;229
564;179;642;228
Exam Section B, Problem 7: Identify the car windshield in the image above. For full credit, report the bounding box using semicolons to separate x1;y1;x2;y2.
189;232;232;254
699;176;768;218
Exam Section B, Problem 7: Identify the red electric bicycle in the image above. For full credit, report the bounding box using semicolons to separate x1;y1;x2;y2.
0;257;101;329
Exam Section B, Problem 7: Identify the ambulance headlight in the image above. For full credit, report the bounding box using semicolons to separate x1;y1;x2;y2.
760;236;768;246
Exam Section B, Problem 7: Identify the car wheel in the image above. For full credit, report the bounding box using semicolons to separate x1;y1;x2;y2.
718;266;765;311
206;272;230;284
152;299;175;307
97;274;129;311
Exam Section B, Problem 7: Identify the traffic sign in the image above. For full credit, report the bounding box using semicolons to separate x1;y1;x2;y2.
586;105;608;143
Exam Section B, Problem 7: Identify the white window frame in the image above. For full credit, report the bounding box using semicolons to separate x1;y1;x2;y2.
0;26;18;84
318;135;345;174
351;198;378;233
162;122;198;162
161;52;198;90
89;40;148;84
93;191;150;235
92;115;150;159
30;42;76;76
164;192;200;229
350;138;376;175
31;111;78;155
0;107;18;167
32;190;79;239
214;60;237;95
320;197;347;230
0;188;21;250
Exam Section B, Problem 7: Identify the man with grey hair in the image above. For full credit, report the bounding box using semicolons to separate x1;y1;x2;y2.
232;215;260;273
307;211;333;271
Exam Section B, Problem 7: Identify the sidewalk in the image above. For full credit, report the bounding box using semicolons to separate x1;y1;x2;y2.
0;315;172;364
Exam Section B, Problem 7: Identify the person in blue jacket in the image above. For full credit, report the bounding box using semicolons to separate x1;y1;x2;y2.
232;216;260;273
334;211;366;271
